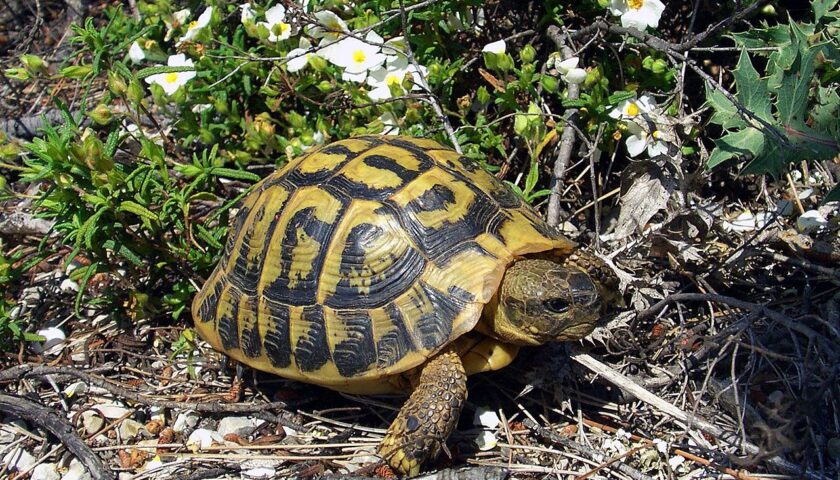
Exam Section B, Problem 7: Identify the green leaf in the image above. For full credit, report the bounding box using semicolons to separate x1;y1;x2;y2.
524;161;539;194
731;25;791;49
705;82;745;129
776;48;816;125
706;128;766;169
208;167;260;182
732;49;772;122
102;239;143;266
135;65;195;80
118;200;159;222
813;0;840;22
194;224;223;250
561;98;588;108
74;262;99;316
607;91;636;105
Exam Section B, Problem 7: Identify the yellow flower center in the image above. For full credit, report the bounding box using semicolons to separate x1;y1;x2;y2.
626;102;640;116
652;130;661;139
279;22;290;33
165;72;179;84
353;50;366;64
188;20;199;31
628;0;644;9
386;73;401;86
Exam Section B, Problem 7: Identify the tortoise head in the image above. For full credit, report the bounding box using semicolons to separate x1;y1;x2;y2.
487;258;601;346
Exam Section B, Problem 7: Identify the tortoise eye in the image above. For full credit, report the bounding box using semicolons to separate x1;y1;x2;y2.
543;298;570;314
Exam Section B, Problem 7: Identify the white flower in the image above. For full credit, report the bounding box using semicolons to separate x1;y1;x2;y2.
287;37;315;73
383;36;408;63
240;4;256;24
625;121;668;157
366;58;427;100
556;57;587;84
145;54;196;96
165;9;191;41
379;112;400;135
258;4;292;42
609;94;657;120
177;7;213;45
308;10;349;41
128;42;145;63
482;39;506;54
326;31;386;83
609;0;666;31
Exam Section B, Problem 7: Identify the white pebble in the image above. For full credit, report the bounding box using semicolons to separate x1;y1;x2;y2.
31;463;60;480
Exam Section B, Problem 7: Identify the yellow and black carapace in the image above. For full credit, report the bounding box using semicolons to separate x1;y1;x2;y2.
193;135;603;476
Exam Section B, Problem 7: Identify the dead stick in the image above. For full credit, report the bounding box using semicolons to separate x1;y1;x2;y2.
0;393;116;480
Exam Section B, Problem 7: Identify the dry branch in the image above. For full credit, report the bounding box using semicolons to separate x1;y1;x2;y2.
0;393;116;480
0;364;304;430
545;25;581;227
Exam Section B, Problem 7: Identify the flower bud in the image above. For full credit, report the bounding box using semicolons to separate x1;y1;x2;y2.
126;78;145;105
87;104;113;126
519;44;536;64
108;70;127;95
476;86;491;106
4;67;29;81
651;59;668;74
541;75;558;93
308;55;328;72
61;65;93;79
495;53;514;72
20;54;48;75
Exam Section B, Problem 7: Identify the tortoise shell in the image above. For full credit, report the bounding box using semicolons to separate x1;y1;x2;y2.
192;135;575;391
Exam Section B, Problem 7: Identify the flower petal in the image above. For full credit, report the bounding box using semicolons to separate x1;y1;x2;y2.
482;39;506;54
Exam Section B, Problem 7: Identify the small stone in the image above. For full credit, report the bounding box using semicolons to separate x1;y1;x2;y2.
217;416;264;438
173;410;199;433
94;403;130;419
473;406;500;429
3;448;35;471
60;278;80;293
31;463;60;480
62;459;92;480
32;327;66;355
242;467;275;479
82;411;105;435
118;419;145;439
186;428;224;451
474;430;498;451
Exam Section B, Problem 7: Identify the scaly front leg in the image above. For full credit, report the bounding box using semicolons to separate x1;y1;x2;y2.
378;349;467;476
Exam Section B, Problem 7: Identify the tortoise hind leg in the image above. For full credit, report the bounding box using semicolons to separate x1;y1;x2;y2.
378;349;467;476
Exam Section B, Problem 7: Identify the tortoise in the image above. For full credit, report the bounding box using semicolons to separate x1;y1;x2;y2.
192;135;605;476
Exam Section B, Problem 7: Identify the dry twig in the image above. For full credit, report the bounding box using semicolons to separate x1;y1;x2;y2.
0;393;116;480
